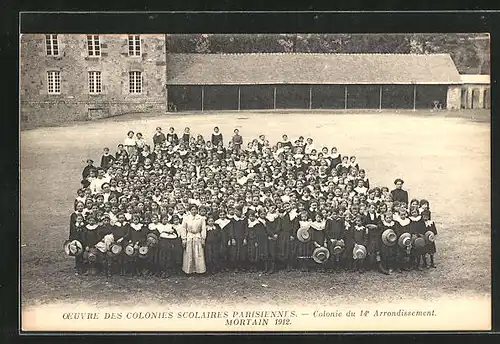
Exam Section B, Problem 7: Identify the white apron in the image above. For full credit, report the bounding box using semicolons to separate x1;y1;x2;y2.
181;214;207;274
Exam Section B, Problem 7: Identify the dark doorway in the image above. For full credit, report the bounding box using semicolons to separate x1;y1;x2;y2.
311;85;346;109
203;85;239;111
276;85;310;109
346;85;380;109
415;85;448;109
382;85;414;109
240;85;274;110
168;86;202;111
461;88;468;109
472;88;481;109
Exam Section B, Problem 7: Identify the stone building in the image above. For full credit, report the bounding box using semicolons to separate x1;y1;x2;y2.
459;74;490;109
20;34;167;127
21;35;487;128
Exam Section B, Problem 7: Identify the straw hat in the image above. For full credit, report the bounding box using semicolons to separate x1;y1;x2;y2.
413;236;426;248
353;244;367;260
110;243;123;255
296;228;311;243
381;229;397;246
332;239;345;255
424;230;435;243
125;244;136;257
63;240;83;256
312;247;330;264
398;233;412;248
138;245;149;258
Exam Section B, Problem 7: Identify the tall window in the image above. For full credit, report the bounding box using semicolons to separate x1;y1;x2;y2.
88;71;102;94
128;35;141;56
87;35;101;56
47;71;61;94
45;34;59;56
129;71;142;93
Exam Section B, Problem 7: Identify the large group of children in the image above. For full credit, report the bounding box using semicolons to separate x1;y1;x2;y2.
66;126;438;278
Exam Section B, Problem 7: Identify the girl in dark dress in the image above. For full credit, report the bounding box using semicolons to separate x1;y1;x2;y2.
353;215;368;273
325;210;344;272
341;211;355;271
205;216;222;274
215;209;232;272
310;213;327;272
265;206;280;274
156;216;177;278
170;215;185;275
277;204;297;272
422;210;437;268
363;203;381;271
394;208;411;273
211;126;223;147
409;208;425;270
146;214;161;276
329;147;342;170
296;211;312;272
245;211;261;272
166;127;179;146
256;211;270;272
229;208;247;272
182;127;191;144
109;213;130;276
153;127;166;147
129;214;147;276
69;213;86;275
379;211;397;274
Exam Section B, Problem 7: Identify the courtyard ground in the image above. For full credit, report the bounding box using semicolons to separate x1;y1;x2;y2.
20;110;491;310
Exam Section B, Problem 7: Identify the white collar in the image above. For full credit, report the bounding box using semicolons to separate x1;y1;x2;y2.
248;219;260;228
382;220;395;227
409;215;422;222
396;218;410;226
86;224;98;230
266;213;279;222
311;220;326;231
131;223;143;230
215;218;230;228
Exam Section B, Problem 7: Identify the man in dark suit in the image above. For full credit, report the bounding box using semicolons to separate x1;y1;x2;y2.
390;178;409;205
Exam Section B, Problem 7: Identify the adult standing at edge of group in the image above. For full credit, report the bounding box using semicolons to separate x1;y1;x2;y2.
181;205;207;275
391;178;409;205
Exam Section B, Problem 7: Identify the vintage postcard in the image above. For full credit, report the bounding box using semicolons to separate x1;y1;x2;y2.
20;30;491;332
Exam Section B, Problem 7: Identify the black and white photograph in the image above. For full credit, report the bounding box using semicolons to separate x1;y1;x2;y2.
20;30;491;331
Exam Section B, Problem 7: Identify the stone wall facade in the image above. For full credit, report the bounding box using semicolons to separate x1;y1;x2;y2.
446;85;461;110
20;34;167;127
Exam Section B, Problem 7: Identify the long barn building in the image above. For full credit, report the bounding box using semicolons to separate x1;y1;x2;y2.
20;34;490;128
167;53;463;111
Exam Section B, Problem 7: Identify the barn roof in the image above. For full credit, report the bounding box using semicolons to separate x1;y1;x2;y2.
166;53;462;85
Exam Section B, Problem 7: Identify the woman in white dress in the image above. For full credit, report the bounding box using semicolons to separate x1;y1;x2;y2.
180;205;207;274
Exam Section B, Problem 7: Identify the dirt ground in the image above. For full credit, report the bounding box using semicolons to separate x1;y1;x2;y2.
20;110;491;309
